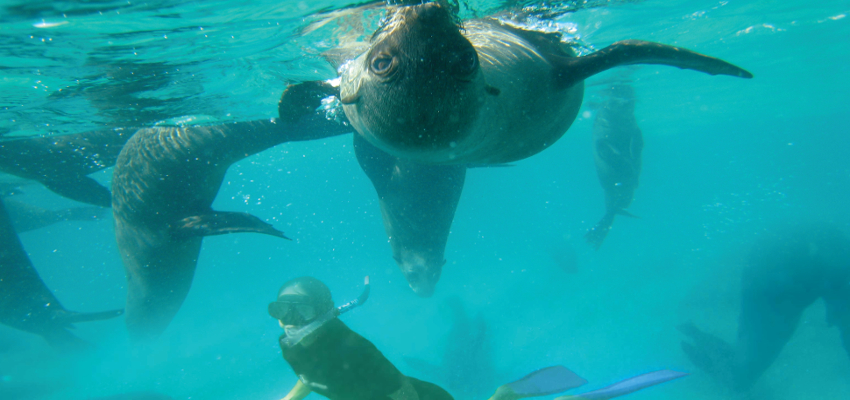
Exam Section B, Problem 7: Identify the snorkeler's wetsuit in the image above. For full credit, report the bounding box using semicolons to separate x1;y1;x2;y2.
281;318;453;400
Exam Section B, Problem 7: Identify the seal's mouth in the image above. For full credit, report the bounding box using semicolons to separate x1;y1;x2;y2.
410;282;436;298
395;253;445;298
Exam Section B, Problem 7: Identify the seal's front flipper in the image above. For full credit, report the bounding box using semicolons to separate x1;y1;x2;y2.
171;212;291;240
557;370;688;400
617;210;639;219
555;40;753;89
41;176;112;208
278;80;352;142
490;366;587;400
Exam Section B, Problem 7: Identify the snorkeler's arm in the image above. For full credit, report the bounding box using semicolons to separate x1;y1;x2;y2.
281;379;311;400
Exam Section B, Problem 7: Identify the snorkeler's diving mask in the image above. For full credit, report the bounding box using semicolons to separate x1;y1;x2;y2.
277;276;370;347
268;298;318;326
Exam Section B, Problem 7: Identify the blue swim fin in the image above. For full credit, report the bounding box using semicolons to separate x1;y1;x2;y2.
490;366;587;400
557;370;688;400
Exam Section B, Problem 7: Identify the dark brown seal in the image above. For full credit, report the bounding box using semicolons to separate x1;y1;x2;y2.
0;197;122;350
114;85;352;341
354;134;464;297
0;128;134;207
586;83;643;249
340;2;751;165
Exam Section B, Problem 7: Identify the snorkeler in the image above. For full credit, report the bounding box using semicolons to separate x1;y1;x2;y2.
268;276;454;400
268;276;690;400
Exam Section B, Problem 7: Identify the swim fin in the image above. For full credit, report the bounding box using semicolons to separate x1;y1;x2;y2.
556;370;688;400
489;366;588;400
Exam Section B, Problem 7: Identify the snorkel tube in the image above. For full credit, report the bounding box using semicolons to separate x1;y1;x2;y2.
282;276;370;347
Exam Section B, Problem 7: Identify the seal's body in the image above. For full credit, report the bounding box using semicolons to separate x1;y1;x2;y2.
586;83;643;249
339;2;751;166
0;128;134;207
0;197;121;349
354;134;464;297
5;198;105;233
113;121;296;341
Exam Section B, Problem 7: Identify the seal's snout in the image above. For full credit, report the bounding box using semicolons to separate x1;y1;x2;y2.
395;253;444;298
402;1;455;27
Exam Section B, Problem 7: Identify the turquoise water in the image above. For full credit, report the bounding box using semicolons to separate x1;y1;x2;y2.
1;0;849;399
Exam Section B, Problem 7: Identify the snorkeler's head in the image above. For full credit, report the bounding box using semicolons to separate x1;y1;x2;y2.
268;277;334;326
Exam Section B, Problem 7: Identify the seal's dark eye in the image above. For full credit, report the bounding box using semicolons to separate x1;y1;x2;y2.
452;50;478;76
370;54;395;75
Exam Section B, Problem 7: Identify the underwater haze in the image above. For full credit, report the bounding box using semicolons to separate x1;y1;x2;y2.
1;0;849;399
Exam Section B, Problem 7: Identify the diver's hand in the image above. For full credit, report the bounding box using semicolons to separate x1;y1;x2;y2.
281;379;312;400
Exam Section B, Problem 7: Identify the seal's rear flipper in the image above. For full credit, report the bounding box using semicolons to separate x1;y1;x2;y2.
554;40;753;90
585;212;615;250
490;366;587;400
556;370;688;400
62;308;124;324
41;176;112;208
172;212;291;240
